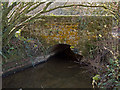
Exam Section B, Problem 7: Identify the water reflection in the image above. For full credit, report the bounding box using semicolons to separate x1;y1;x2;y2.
2;55;92;88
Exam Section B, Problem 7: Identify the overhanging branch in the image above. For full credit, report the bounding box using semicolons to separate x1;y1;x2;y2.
2;2;111;46
45;4;107;13
43;2;53;11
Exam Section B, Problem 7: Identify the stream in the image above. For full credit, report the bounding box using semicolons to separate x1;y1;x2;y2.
2;54;92;88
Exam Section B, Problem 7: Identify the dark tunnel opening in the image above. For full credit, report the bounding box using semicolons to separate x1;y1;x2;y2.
48;44;83;62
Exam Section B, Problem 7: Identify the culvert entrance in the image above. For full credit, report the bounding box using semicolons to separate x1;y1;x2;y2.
48;44;83;62
3;45;92;88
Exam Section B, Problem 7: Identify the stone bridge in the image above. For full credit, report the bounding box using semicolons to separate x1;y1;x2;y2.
21;15;112;56
3;15;114;77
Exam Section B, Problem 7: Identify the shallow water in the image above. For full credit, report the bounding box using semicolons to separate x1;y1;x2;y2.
2;55;92;88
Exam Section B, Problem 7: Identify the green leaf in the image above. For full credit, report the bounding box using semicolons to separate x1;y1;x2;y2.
102;82;107;86
93;74;100;81
10;47;14;50
109;58;114;64
98;82;101;86
70;46;74;49
106;79;115;84
108;73;112;77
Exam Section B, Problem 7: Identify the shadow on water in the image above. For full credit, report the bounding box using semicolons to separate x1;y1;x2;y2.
2;53;93;88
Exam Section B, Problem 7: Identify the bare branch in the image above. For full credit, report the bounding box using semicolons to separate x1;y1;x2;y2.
40;4;107;14
64;0;69;6
27;2;46;13
8;2;21;21
43;2;53;11
8;3;24;24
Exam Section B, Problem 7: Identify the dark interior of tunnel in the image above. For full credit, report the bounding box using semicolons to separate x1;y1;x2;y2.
48;44;83;62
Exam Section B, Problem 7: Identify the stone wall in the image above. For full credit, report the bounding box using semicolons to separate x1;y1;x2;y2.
21;15;112;49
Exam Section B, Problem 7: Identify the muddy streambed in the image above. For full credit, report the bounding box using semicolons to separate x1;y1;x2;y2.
2;54;93;88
